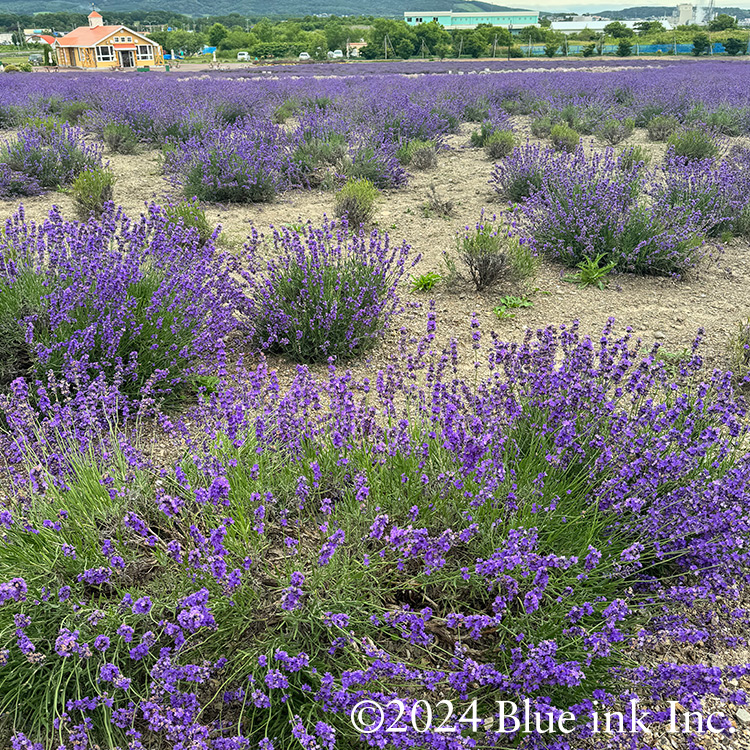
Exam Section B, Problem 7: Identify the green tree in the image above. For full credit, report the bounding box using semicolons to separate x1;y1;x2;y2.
539;17;552;28
518;25;545;43
617;38;632;56
207;23;228;47
251;18;275;42
363;19;417;59
723;36;745;55
692;32;710;55
395;37;415;58
544;32;563;56
221;30;253;51
708;13;738;31
571;28;598;41
414;20;451;55
604;21;634;38
325;20;349;51
634;20;665;36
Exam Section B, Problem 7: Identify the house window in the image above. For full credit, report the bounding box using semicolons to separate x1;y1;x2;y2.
406;17;412;21
433;16;438;21
127;36;132;42
137;45;153;59
96;45;115;62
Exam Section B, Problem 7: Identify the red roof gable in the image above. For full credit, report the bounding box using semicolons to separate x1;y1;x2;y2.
55;25;141;47
40;34;56;45
89;11;102;17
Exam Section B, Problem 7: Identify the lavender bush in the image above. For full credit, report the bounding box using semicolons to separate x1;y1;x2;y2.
0;319;749;749
519;146;708;275
0;121;101;195
239;219;414;362
490;142;557;203
0;205;239;401
164;121;297;203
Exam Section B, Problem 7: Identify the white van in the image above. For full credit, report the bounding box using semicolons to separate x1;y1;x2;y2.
298;52;311;61
237;51;250;61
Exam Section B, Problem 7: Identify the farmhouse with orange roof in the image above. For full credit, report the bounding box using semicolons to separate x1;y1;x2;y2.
54;12;163;69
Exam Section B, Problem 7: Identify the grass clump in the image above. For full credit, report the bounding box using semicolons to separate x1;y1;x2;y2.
271;98;300;124
485;130;515;160
470;121;500;147
667;129;719;161
550;123;579;153
334;178;378;228
647;114;679;141
164;200;214;245
728;318;750;384
102;122;139;154
397;139;437;169
71;168;115;220
596;117;635;146
532;114;560;139
618;145;652;171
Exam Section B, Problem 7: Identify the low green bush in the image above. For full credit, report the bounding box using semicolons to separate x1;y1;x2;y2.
647;115;679;141
71;168;115;220
550;123;579;153
334;178;378;228
103;122;139;154
485;130;515;160
667;129;719;161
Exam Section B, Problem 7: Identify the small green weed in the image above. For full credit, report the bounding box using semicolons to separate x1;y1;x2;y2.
563;254;617;289
493;294;534;319
410;271;442;292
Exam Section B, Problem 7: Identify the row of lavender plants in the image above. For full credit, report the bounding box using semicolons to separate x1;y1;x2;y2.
2;63;750;204
2;306;750;749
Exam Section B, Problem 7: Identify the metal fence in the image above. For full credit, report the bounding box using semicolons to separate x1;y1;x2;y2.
522;42;742;56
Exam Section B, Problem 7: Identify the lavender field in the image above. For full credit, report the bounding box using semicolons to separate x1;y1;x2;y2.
1;59;750;750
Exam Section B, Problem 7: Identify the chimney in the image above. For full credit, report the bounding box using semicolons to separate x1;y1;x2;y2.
88;11;103;28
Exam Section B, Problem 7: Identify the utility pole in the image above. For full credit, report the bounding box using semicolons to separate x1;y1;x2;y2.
458;36;463;58
673;28;677;55
507;25;512;58
492;34;497;57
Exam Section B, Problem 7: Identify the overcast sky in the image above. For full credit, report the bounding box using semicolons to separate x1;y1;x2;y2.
520;1;735;12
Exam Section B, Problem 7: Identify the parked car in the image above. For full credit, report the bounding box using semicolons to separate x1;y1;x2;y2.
237;51;250;61
332;49;344;58
298;52;311;61
28;53;43;65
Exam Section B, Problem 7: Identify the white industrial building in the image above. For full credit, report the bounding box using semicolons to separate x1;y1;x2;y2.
551;17;673;34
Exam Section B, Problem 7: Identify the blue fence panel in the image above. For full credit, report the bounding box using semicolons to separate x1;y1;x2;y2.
517;41;742;57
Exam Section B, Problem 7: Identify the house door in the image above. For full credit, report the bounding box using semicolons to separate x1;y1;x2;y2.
118;50;135;67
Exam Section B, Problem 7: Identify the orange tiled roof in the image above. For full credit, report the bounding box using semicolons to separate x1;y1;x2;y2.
56;25;122;47
88;11;102;17
39;34;56;45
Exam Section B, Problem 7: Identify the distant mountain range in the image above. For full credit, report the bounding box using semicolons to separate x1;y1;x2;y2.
7;0;747;21
2;0;533;18
592;5;750;19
